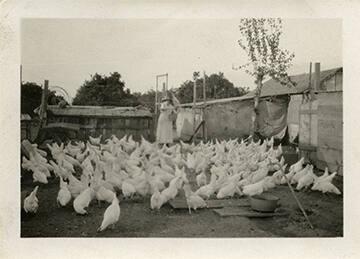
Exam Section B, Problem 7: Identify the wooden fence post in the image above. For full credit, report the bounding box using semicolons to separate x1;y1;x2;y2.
39;80;49;127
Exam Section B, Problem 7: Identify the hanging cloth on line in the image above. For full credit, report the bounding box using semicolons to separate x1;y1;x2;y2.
257;95;290;139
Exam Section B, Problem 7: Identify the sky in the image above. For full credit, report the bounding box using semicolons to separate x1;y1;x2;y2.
21;18;342;100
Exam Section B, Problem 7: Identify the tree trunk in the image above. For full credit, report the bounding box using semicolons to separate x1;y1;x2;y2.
251;75;263;137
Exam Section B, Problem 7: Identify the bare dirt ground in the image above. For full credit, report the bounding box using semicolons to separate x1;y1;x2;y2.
21;169;343;238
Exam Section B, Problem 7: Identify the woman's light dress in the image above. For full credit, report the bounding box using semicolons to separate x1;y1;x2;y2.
156;102;175;144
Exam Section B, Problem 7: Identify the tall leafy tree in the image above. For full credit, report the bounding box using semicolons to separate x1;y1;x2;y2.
175;72;249;104
237;18;295;135
132;89;157;112
72;72;140;106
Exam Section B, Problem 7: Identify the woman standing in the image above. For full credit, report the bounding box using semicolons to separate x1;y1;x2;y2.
156;92;176;146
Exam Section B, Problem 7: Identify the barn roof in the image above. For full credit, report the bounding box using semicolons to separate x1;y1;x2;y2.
179;67;342;107
47;105;152;117
179;94;252;108
243;67;342;98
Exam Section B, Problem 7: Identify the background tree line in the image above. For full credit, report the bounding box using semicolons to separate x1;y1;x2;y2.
21;71;249;116
21;82;67;117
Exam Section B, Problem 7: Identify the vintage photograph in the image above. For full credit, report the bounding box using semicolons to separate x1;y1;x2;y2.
20;18;343;237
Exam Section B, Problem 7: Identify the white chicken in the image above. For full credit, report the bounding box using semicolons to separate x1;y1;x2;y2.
159;158;174;175
32;168;49;184
250;166;269;184
180;140;193;153
173;151;186;168
312;171;340;195
266;136;274;148
216;174;242;199
57;156;75;174
313;167;329;185
186;153;196;171
170;173;185;190
150;185;165;211
151;166;174;183
22;156;49;184
148;174;166;194
127;135;137;149
75;140;86;150
65;143;82;158
104;171;123;191
269;156;285;172
49;160;68;179
24;186;39;213
312;181;341;195
140;135;154;154
98;194;121;231
134;177;151;197
242;178;271;197
95;186;116;205
271;164;288;185
57;177;72;207
289;157;305;173
73;187;95;215
196;170;207;187
76;149;89;163
291;164;312;185
89;135;102;146
237;178;251;188
296;168;317;190
275;143;283;158
161;177;182;202
195;173;217;199
67;174;88;198
121;180;137;199
280;169;296;185
183;183;207;214
195;156;210;174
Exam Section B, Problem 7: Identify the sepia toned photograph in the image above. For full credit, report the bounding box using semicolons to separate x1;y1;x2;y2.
20;18;343;238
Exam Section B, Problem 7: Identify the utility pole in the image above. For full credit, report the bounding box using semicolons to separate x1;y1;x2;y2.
203;71;206;103
166;73;168;92
20;64;22;85
193;73;198;133
308;62;314;101
202;71;207;140
155;77;158;115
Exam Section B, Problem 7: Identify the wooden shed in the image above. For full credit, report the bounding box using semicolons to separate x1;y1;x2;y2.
46;105;154;141
176;65;343;174
316;91;342;174
243;67;342;143
246;66;343;174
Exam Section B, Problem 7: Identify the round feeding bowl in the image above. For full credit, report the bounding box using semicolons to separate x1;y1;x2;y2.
250;193;280;212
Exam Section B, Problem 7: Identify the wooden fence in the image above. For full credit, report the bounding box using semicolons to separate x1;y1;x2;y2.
47;115;154;141
298;91;343;174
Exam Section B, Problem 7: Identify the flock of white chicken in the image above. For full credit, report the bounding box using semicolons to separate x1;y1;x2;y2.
22;135;341;231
